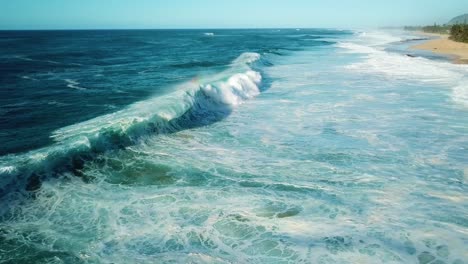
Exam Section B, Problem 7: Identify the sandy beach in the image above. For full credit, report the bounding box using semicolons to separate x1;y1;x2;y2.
411;32;468;64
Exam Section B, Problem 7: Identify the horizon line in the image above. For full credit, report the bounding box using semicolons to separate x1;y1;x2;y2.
0;26;381;31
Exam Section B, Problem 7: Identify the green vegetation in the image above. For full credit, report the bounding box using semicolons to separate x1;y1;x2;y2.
450;24;468;43
422;24;451;34
404;14;468;43
403;26;422;31
403;24;450;34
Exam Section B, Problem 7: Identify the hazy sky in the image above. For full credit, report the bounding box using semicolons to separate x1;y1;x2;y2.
0;0;467;29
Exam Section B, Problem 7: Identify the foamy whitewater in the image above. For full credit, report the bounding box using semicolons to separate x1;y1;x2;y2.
0;29;467;263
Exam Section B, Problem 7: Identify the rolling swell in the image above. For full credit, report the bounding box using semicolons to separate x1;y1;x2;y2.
0;52;266;197
170;60;224;69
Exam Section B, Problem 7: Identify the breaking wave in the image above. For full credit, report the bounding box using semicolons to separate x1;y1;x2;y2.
0;52;265;196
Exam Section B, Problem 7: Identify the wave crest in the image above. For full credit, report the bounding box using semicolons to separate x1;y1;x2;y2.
452;83;468;108
0;52;265;196
202;70;261;105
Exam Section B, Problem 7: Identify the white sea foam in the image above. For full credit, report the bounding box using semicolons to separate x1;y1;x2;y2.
342;46;461;81
232;52;261;65
21;75;38;81
336;42;380;54
0;166;16;174
15;55;34;61
452;83;468;108
337;30;468;108
2;32;468;263
204;32;214;36
355;30;403;46
0;52;264;195
53;52;262;140
201;70;261;106
65;79;86;90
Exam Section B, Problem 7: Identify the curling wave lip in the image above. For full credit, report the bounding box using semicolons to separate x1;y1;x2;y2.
0;52;264;196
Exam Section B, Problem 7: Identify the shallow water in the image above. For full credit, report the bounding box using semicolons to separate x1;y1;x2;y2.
0;29;467;263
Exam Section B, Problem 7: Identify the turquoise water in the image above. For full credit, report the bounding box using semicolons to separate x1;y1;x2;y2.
0;29;467;263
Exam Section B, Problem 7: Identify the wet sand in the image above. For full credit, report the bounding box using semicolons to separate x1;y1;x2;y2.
411;33;468;64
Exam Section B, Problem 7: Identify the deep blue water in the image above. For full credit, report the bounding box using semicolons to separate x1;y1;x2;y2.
0;29;340;155
0;29;467;263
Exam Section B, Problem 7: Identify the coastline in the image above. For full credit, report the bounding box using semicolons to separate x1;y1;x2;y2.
410;32;468;64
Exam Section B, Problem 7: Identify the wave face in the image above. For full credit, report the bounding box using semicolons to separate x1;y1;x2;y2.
0;52;264;195
0;30;335;156
1;29;468;264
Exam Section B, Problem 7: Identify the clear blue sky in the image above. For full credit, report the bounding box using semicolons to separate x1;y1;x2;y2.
0;0;467;29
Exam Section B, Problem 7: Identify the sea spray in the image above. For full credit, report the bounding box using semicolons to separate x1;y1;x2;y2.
1;29;466;264
0;52;263;196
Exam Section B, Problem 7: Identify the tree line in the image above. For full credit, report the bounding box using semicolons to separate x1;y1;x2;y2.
404;23;468;43
450;24;468;43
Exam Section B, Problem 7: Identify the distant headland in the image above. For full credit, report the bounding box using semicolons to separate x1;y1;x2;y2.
406;14;468;64
404;14;468;43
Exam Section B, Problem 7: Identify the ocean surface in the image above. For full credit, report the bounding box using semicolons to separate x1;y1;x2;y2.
0;29;467;263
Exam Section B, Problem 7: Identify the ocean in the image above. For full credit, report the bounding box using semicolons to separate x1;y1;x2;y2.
0;29;467;263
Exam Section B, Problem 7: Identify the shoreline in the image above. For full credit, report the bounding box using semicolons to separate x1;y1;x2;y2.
410;32;468;64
